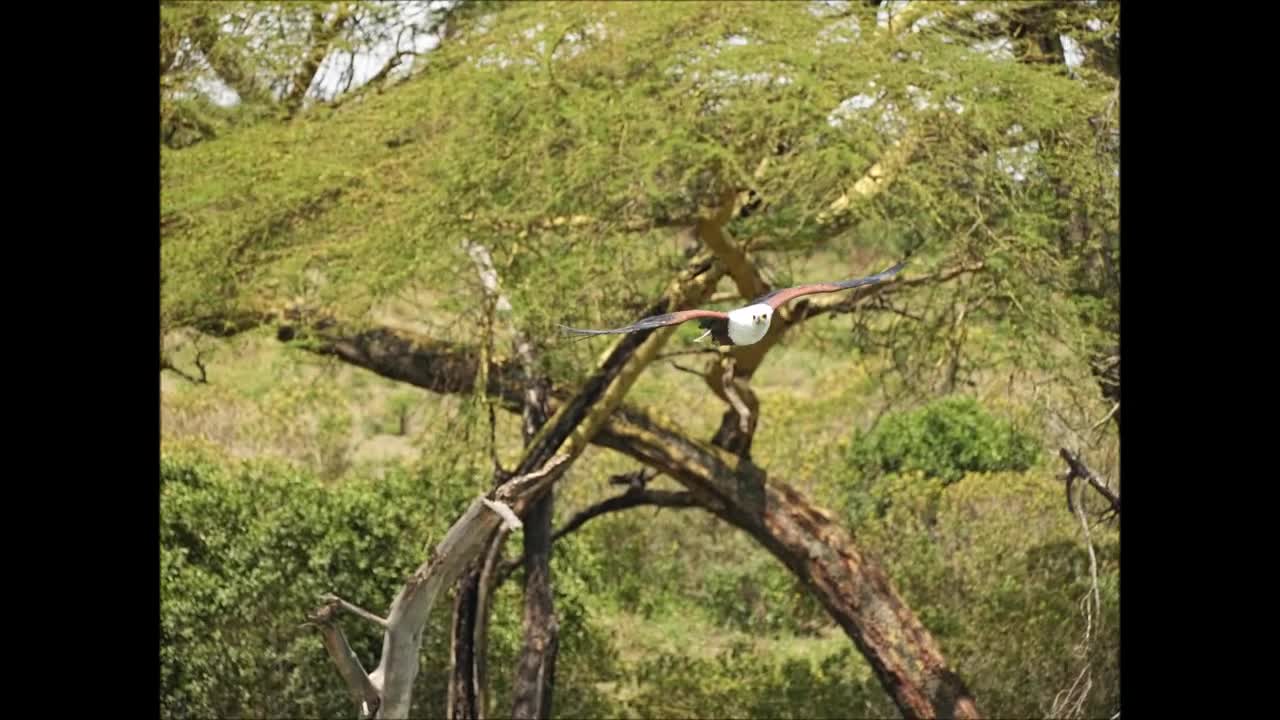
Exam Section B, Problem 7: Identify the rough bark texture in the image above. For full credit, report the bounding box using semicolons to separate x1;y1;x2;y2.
594;406;980;719
510;320;557;720
286;291;984;718
447;563;483;719
510;486;558;720
305;245;729;719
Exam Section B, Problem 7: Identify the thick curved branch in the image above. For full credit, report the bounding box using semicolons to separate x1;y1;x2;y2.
593;406;979;719
701;188;770;301
282;317;981;719
300;233;729;718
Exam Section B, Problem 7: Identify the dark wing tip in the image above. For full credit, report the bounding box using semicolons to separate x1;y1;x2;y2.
558;323;613;336
883;258;909;276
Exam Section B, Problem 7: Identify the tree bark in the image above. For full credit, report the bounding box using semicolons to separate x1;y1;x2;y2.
450;241;559;719
594;405;980;719
510;487;558;720
447;561;483;719
306;244;729;719
286;295;984;718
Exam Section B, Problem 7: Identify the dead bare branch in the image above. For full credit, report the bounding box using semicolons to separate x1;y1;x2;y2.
1090;402;1119;432
374;452;571;719
1050;464;1103;720
1059;448;1120;519
305;598;383;719
319;593;389;629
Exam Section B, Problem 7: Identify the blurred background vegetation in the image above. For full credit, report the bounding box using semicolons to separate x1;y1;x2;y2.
161;1;1119;718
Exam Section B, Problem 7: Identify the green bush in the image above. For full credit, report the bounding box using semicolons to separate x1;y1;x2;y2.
160;445;622;719
852;470;1120;719
160;447;472;718
701;560;828;637
623;641;895;719
847;395;1041;486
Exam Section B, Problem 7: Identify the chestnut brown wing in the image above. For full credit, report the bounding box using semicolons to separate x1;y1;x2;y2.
559;308;729;337
752;260;908;310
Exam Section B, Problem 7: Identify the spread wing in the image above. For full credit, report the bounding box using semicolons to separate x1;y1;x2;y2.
559;308;729;337
752;260;908;310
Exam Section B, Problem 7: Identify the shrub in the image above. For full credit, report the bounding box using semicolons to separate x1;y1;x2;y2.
160;447;472;718
852;469;1120;718
847;395;1041;485
160;445;621;719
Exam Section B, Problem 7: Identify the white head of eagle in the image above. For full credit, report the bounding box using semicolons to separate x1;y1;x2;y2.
726;303;774;346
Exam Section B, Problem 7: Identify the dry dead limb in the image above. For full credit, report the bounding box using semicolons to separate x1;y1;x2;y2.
1059;448;1120;520
307;453;571;719
1049;449;1108;720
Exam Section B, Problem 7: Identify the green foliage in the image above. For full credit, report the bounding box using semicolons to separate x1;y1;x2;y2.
701;559;828;637
623;642;895;719
853;469;1120;719
160;444;472;718
161;2;1120;718
162;1;1118;406
847;394;1041;485
160;444;623;719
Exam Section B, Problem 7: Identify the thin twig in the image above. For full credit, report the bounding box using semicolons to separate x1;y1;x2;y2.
1050;447;1107;719
495;488;698;585
1090;402;1119;432
668;361;707;378
320;593;390;629
656;347;720;360
161;349;209;384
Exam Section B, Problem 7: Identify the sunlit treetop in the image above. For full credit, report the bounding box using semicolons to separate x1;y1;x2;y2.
162;0;1117;388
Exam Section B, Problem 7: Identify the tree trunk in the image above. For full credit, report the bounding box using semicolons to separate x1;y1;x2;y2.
511;365;558;718
290;322;981;719
447;560;483;719
595;405;980;719
510;489;558;719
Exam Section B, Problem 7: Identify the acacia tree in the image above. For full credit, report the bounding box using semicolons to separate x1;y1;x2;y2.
162;1;1119;717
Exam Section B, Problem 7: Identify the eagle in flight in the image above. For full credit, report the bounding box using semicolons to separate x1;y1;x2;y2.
561;259;907;347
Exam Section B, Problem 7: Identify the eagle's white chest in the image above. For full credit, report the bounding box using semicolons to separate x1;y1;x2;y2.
727;304;773;346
